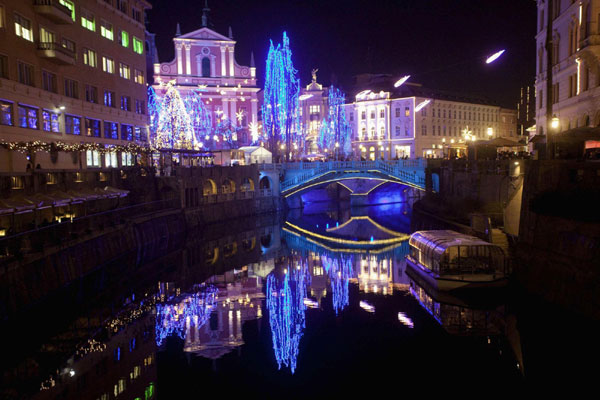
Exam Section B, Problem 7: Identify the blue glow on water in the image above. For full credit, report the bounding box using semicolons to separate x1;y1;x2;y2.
321;256;354;315
155;284;218;346
266;262;310;374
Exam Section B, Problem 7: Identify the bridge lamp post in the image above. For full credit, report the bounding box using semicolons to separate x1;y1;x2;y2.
335;142;339;161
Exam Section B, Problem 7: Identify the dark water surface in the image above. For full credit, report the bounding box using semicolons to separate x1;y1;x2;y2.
1;201;599;399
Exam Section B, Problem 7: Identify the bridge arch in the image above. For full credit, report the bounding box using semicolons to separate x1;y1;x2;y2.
203;179;217;196
259;176;272;189
221;178;236;194
241;177;255;192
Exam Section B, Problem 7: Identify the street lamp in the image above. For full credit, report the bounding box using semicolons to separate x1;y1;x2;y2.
551;115;560;130
487;127;494;137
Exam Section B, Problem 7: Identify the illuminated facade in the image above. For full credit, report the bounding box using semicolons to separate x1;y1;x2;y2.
0;0;151;172
344;85;518;159
298;70;329;153
535;0;600;136
152;13;259;149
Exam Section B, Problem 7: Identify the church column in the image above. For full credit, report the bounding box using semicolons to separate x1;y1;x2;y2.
210;55;216;77
176;42;183;75
184;43;192;75
251;98;258;125
220;46;227;76
230;99;237;127
228;46;235;77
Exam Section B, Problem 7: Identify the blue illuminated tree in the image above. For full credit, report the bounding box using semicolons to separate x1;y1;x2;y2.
154;81;195;149
318;86;351;158
262;32;301;161
183;90;212;147
147;86;161;147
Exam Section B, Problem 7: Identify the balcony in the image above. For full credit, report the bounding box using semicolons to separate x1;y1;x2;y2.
33;0;74;24
577;34;600;66
37;42;76;65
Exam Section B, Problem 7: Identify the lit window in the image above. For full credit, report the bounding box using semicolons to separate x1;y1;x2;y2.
100;20;113;40
405;107;410;117
104;151;118;167
0;5;4;29
83;48;97;67
104;121;118;139
86;150;101;167
104;91;116;107
59;0;75;21
65;115;81;135
119;63;130;79
121;124;133;140
121;152;133;166
42;110;60;132
18;105;38;129
0;100;13;126
81;9;95;31
62;38;75;53
120;96;131;111
120;31;129;47
132;37;143;54
134;69;144;84
39;27;55;43
14;14;33;42
102;57;114;73
85;118;101;137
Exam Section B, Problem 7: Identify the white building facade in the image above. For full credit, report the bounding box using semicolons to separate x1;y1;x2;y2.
345;89;517;160
535;0;600;135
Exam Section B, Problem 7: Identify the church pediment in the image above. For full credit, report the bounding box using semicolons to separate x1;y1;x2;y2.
178;27;234;42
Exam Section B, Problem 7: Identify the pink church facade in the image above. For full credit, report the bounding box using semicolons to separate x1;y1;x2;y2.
152;26;259;149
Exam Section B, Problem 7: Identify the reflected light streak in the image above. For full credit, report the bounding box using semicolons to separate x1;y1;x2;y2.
359;300;375;313
398;312;414;328
415;99;431;112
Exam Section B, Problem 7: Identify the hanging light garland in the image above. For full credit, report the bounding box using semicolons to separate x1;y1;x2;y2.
0;140;153;154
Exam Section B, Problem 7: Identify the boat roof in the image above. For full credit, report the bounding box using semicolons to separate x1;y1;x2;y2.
409;230;501;258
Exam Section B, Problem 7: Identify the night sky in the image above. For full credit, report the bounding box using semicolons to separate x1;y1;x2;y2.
146;0;536;108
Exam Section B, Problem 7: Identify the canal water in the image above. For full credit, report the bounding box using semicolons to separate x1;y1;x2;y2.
1;199;598;398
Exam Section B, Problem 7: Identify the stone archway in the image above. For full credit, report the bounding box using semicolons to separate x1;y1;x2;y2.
203;179;217;195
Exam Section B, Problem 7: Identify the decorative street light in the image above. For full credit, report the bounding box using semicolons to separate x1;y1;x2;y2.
551;115;560;130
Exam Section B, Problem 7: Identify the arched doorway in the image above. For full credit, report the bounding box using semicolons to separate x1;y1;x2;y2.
259;176;271;189
369;146;375;161
203;179;217;196
241;177;255;192
201;57;211;77
221;178;236;193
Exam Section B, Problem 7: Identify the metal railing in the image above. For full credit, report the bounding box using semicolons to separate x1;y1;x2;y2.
33;0;72;16
37;41;76;58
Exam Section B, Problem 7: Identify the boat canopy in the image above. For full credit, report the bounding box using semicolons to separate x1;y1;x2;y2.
409;230;505;271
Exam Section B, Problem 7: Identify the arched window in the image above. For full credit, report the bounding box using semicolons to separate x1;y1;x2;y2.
202;57;211;77
380;126;385;139
370;126;375;139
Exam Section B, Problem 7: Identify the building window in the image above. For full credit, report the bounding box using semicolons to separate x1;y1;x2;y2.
42;110;60;132
121;124;133;140
309;105;320;114
39;27;55;44
65;114;81;135
62;38;75;54
0;5;4;29
395;125;401;136
105;151;118;167
135;99;145;114
133;37;143;54
120;96;131;111
201;57;210;77
83;48;97;67
380;126;385;139
104;90;115;107
42;71;57;93
121;152;133;166
64;78;78;99
119;63;130;79
17;62;34;86
102;56;114;73
370;126;375;139
379;109;384;118
81;9;95;31
46;173;57;184
100;20;113;40
134;69;144;84
85;118;101;137
131;7;141;22
120;30;129;47
14;14;33;42
116;0;128;14
0;54;8;79
361;111;366;120
85;85;98;103
0;100;13;126
104;121;118;139
59;0;75;20
10;176;24;189
421;125;427;136
18;105;38;129
370;111;375;119
395;108;400;118
405;107;410;117
86;150;101;167
135;126;146;141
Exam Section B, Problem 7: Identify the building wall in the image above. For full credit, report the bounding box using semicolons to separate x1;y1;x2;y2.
0;0;151;172
299;79;328;154
535;0;600;135
152;26;259;149
347;92;516;160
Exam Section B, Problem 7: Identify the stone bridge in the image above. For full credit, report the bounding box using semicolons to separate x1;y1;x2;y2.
258;160;429;207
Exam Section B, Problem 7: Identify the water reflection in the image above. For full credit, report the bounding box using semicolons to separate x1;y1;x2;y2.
266;259;311;373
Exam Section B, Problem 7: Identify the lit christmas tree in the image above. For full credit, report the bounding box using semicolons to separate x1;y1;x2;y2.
262;32;301;161
147;86;161;146
318;86;351;158
154;81;195;149
183;89;212;147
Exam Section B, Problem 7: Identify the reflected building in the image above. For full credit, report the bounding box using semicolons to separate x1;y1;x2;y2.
353;254;409;295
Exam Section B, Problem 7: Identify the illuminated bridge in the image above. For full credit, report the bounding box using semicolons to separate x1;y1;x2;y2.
259;160;430;208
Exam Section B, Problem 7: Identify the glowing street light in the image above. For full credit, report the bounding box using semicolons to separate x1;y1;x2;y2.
486;49;506;64
394;75;411;88
551;115;560;130
487;127;494;137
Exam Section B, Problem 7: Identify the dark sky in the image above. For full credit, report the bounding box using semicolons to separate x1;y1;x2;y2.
147;0;536;108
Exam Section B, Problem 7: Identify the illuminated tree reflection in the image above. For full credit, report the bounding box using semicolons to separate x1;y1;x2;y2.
321;255;354;315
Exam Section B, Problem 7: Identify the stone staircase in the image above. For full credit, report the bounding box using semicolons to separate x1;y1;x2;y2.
491;228;510;254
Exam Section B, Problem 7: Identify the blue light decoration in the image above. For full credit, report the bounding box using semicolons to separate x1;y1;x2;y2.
266;261;311;373
147;86;161;145
317;86;351;157
261;32;301;160
183;89;212;146
152;81;196;149
214;118;239;149
155;284;218;346
321;255;354;315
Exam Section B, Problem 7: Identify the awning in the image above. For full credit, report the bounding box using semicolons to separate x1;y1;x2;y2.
481;137;524;147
